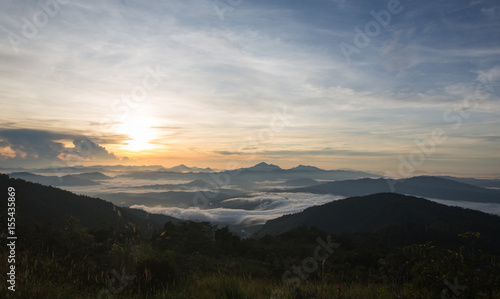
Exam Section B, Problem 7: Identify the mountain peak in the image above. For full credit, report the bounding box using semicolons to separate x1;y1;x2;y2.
168;164;191;172
256;162;270;166
247;162;281;171
290;165;323;172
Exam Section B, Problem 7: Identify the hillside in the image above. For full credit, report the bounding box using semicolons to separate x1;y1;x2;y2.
1;176;499;298
72;172;112;180
8;172;100;186
438;176;500;188
0;174;178;234
292;176;500;203
119;162;380;190
258;193;500;252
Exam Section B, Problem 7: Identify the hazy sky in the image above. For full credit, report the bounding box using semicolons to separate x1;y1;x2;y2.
0;0;499;176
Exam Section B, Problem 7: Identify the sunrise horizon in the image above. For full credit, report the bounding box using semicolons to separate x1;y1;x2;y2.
1;0;499;178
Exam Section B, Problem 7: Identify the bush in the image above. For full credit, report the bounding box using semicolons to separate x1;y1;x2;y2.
135;256;178;294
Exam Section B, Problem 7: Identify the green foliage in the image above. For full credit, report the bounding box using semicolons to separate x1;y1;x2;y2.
1;202;499;298
135;256;178;294
399;234;500;298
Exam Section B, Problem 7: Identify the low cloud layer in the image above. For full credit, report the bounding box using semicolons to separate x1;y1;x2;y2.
132;192;500;229
131;192;343;226
425;197;500;217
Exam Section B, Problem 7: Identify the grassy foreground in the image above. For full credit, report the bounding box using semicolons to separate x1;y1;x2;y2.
1;219;499;298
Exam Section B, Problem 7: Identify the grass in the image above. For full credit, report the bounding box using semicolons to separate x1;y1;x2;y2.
91;274;411;299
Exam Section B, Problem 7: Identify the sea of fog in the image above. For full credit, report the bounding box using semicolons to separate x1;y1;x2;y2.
131;192;344;226
423;197;500;217
29;174;500;229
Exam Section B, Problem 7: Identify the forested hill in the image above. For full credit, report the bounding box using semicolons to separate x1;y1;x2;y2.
290;176;500;203
0;174;178;234
258;193;500;253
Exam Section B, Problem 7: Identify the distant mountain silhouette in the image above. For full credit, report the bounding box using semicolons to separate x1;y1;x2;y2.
283;178;320;187
118;163;379;190
290;176;500;203
72;172;112;180
0;174;178;233
184;179;216;187
131;180;227;192
30;165;166;174
258;192;500;252
244;162;282;172
288;165;324;172
98;190;236;208
8;172;99;186
438;176;500;189
165;164;214;173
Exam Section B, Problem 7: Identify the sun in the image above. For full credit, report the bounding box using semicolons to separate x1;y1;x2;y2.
118;114;157;152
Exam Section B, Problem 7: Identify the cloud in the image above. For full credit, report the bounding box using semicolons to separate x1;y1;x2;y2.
0;129;67;160
481;7;496;18
425;197;500;217
476;65;500;94
215;148;392;157
131;192;343;226
0;129;119;167
71;139;118;160
0;1;499;174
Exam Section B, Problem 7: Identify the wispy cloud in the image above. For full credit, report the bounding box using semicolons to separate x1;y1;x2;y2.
0;0;498;174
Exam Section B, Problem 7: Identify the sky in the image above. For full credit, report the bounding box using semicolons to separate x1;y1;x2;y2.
0;0;499;177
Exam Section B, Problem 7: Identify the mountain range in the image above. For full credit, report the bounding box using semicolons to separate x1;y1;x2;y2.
0;174;177;234
3;170;500;256
8;172;100;187
287;176;500;203
258;192;500;253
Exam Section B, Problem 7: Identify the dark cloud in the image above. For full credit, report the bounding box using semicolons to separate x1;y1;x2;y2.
71;139;118;160
0;129;68;160
0;139;10;147
0;129;119;167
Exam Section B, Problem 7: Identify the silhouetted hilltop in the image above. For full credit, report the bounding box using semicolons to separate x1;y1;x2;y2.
165;164;214;173
288;165;325;172
9;172;99;186
438;176;500;189
0;174;178;234
258;192;500;252
30;164;166;174
118;163;380;190
292;176;500;203
72;172;112;180
98;190;236;208
283;178;320;187
132;179;217;191
244;162;282;172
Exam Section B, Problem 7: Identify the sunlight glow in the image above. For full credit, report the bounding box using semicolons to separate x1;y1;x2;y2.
118;115;157;152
